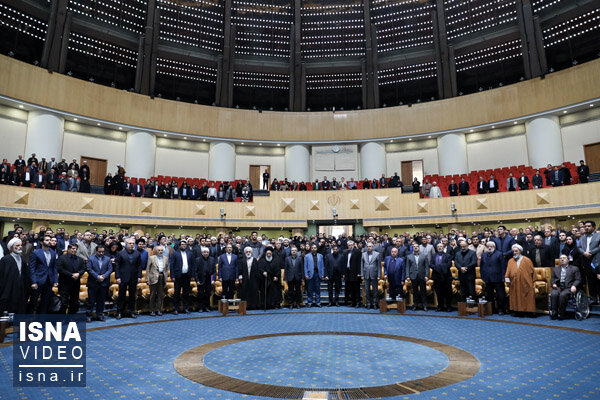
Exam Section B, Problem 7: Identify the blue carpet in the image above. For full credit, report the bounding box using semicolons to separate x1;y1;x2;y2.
1;310;600;400
203;334;449;388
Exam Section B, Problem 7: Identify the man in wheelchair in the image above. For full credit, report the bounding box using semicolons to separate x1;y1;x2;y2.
550;254;582;320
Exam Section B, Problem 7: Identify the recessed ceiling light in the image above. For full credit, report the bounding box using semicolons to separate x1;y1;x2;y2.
118;127;122;130
18;105;24;109
562;110;567;114
163;134;167;137
408;138;412;141
513;121;518;125
202;139;206;142
241;142;244;145
183;137;187;140
469;129;474;132
428;136;431;138
590;104;594;107
389;140;393;143
96;123;101;126
491;126;495;129
277;143;280;146
73;118;78;121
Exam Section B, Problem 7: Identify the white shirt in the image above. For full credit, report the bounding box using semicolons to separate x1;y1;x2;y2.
207;187;217;197
43;249;51;266
347;252;352;269
414;255;419;265
490;180;495;188
157;257;164;273
585;235;593;251
227;254;232;264
181;253;189;274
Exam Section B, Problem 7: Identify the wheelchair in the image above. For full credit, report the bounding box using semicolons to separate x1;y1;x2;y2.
548;289;590;321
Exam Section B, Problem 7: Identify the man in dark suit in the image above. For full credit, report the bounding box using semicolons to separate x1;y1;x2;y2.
542;228;560;258
458;177;470;196
550;254;582;320
560;164;571;185
431;243;453;311
481;242;506;314
448;180;458;196
379;174;388;189
476;176;488;194
132;182;144;197
28;235;58;314
455;239;477;301
579;220;600;302
86;244;112;322
325;244;345;306
284;246;303;308
532;170;544;188
239;246;260;309
0;238;30;315
195;247;216;312
57;243;86;314
115;238;142;319
218;243;238;300
494;225;516;270
488;174;499;193
527;235;555;268
518;172;530;190
171;240;194;314
345;241;362;307
262;170;270;190
321;176;331;190
384;247;405;301
406;246;430;311
550;166;563;187
577;160;590;183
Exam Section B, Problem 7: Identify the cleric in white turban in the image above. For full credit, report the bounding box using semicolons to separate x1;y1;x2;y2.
0;237;29;314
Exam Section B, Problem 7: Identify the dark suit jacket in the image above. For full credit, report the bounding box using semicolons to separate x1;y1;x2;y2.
488;179;499;193
115;249;142;282
532;174;543;188
454;249;477;277
218;252;239;281
171;249;195;279
195;255;216;285
448;183;458;196
527;245;555;268
430;252;453;280
344;248;362;281
86;255;113;287
551;264;581;289
477;181;488;193
284;255;303;282
325;253;345;277
56;253;86;281
480;250;505;283
0;254;30;313
384;256;405;286
29;248;58;285
518;176;530;190
458;181;469;195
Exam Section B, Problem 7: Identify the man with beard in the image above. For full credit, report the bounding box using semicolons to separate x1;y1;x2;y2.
195;247;216;312
325;244;345;306
481;241;506;315
28;235;58;314
259;247;282;309
284;246;303;308
345;240;362;307
304;243;325;307
239;246;261;309
56;243;86;314
115;238;142;319
0;238;31;314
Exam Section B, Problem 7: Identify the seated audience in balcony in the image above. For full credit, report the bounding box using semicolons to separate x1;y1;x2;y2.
477;176;488;194
370;178;378;189
544;164;553;186
448;179;458;196
506;172;517;192
270;178;281;191
578;160;590;183
27;153;38;166
361;179;369;189
488;174;499;193
430;181;442;198
23;163;36;187
34;169;45;189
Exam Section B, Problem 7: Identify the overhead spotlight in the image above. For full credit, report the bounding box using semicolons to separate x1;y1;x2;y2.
96;123;101;126
252;106;257;110
269;107;273;111
519;77;524;81
18;105;24;109
478;87;483;92
7;51;14;57
356;105;361;110
572;60;578;65
89;77;95;82
284;107;288;111
235;105;240;109
110;82;115;88
183;137;187;140
176;97;181;101
499;82;503;87
73;118;78;121
549;67;555;72
33;60;39;66
382;103;387;107
563;110;567;114
491;126;495;129
67;71;73;76
259;143;262;146
118;127;123;130
163;134;167;137
307;107;311;111
157;93;162;98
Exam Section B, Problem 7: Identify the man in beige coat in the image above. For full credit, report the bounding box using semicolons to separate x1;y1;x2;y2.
147;246;169;316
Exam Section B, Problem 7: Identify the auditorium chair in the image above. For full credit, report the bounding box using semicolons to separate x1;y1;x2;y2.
79;286;88;303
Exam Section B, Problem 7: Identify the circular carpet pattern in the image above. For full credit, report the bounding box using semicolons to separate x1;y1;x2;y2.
202;333;450;388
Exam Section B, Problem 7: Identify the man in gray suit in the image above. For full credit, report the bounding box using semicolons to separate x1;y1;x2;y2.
361;242;380;309
406;246;430;311
579;220;600;303
419;236;435;264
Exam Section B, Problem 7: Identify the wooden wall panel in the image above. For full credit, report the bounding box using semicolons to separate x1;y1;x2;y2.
1;56;599;142
1;184;599;228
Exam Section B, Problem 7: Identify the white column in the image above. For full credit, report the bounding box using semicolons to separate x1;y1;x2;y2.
359;142;385;180
125;130;156;178
525;116;563;168
25;111;64;160
209;142;235;180
285;145;310;182
437;133;468;175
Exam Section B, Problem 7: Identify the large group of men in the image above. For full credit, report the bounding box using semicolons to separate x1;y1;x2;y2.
1;220;599;322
